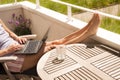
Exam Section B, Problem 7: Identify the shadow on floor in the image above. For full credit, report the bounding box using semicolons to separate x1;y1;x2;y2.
0;64;41;80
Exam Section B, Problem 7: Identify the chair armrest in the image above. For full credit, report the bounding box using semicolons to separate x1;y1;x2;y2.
19;34;37;40
0;56;18;62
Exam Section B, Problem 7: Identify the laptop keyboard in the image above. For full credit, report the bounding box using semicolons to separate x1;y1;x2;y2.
24;40;42;53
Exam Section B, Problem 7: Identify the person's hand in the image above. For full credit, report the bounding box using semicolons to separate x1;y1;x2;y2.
16;37;27;44
6;44;24;54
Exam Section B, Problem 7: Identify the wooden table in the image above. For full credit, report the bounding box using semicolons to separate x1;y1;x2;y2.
37;43;119;80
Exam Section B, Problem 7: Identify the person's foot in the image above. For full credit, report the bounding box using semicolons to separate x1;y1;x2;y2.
87;13;100;36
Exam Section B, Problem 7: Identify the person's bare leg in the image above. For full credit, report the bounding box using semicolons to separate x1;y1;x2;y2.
47;13;98;46
64;13;100;44
62;13;97;40
52;13;100;44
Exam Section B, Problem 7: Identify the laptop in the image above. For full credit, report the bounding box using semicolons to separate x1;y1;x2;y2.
15;28;49;54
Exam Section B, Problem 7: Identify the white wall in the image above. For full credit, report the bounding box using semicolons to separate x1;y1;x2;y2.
22;6;79;40
0;5;23;31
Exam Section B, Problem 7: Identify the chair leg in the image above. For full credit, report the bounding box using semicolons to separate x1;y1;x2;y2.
2;62;16;80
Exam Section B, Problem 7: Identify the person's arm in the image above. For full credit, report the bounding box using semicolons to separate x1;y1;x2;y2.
0;49;8;56
0;19;17;39
0;44;23;56
0;19;27;44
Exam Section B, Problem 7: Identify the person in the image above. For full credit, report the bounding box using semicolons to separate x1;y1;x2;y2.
0;13;100;73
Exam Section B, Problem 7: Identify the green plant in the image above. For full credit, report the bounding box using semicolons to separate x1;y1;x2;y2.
8;13;31;36
101;17;120;34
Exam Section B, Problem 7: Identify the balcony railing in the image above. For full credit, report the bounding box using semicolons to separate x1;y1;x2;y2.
51;0;120;21
2;0;120;21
